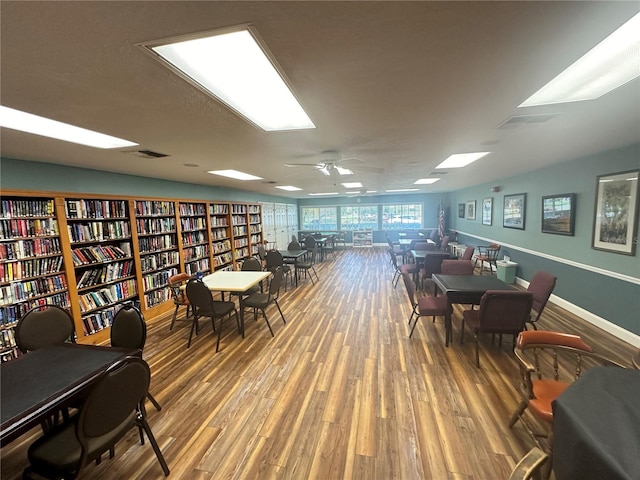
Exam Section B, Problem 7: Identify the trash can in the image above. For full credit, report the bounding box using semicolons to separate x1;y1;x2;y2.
496;260;518;284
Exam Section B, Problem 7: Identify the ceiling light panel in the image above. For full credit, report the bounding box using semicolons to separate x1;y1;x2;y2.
436;152;490;169
143;27;315;131
275;185;302;191
342;182;363;188
414;178;441;185
207;169;262;180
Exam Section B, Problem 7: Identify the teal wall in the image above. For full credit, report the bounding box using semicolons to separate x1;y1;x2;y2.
449;144;640;335
0;157;296;205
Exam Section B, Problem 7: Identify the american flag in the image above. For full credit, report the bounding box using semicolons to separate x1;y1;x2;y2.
438;205;445;241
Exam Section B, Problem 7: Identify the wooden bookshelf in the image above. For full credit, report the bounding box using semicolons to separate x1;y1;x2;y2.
210;203;233;271
231;204;249;264
179;202;210;276
248;204;263;256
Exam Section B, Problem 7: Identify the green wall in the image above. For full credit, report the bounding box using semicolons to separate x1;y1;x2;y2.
449;143;640;336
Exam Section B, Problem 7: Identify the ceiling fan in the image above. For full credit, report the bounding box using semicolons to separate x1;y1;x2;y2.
283;150;383;176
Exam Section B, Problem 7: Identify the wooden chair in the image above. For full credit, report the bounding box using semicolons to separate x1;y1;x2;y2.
168;273;191;331
508;447;549;480
474;244;500;274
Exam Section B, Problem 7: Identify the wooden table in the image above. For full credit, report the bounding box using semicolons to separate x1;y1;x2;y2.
1;344;138;446
278;249;307;286
431;274;515;346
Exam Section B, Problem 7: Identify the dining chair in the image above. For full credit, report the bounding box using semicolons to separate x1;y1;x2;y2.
420;254;448;293
265;249;292;291
296;245;320;285
461;246;474;261
402;273;451;338
15;304;76;354
439;235;450;252
525;271;557;330
460;290;533;367
230;256;263;303
389;248;416;288
185;278;239;351
110;304;162;412
508;447;549;480
440;259;475;276
168;272;191;331
23;356;170;479
323;234;337;260
241;266;286;337
474;244;501;274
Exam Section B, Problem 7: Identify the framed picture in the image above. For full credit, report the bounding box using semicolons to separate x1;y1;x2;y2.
592;170;639;255
503;193;526;230
542;193;576;236
466;200;476;220
458;203;465;218
482;197;493;225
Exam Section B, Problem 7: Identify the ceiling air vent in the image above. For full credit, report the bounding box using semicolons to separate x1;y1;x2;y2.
123;149;169;159
498;113;559;129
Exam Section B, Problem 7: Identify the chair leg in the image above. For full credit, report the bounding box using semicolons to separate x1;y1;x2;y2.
509;398;529;428
147;392;162;411
169;305;179;330
187;315;199;348
261;308;274;337
137;416;170;476
215;316;223;352
409;315;420;338
273;299;286;324
475;335;480;368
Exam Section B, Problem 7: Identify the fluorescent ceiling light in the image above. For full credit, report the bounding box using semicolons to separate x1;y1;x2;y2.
436;152;490;169
145;28;315;131
342;182;363;188
414;178;441;185
318;166;331;176
308;192;339;196
336;167;354;175
520;12;640;106
385;188;419;193
366;190;377;194
345;191;361;195
0;105;137;149
207;169;262;180
275;185;302;191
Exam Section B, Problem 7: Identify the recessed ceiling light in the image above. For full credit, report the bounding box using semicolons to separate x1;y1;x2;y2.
414;178;441;185
336;167;354;175
342;182;363;188
385;188;420;193
0;105;137;149
143;27;315;132
308;192;339;196
436;152;490;169
275;185;302;191
520;12;640;106
207;169;263;180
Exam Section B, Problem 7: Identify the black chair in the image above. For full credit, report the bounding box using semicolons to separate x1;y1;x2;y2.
241;267;287;337
296;245;320;285
185;278;239;351
265;249;293;291
110;304;162;411
23;356;170;479
15;304;76;354
168;272;191;331
230;256;263;302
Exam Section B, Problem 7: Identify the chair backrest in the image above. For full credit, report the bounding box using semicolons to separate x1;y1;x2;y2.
440;235;450;250
110;304;146;351
288;240;302;251
441;259;474;275
487;244;501;259
388;247;400;269
169;272;191;304
185;278;214;313
422;254;447;277
303;236;316;249
269;267;284;297
461;246;474;260
477;290;533;333
429;229;439;242
242;256;262;272
401;272;417;308
257;244;267;261
413;241;433;251
265;249;284;270
77;356;149;460
15;304;76;353
527;271;557;321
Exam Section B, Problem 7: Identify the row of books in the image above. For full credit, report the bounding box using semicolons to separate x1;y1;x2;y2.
233;225;248;236
212;239;232;254
211;227;230;240
65;199;128;219
78;279;137;313
0;328;16;349
249;224;262;234
135;200;175;217
67;221;131;243
182;230;207;246
0;199;55;218
234;237;249;248
184;260;210;276
0;218;59;239
81;304;119;336
139;235;177;253
234;247;250;260
77;260;134;289
231;204;247;214
0;293;70;325
178;203;206;216
213;252;233;267
250;234;263;245
210;217;229;227
248;205;261;214
210;204;229;215
136;217;176;234
249;214;261;224
0;274;68;305
71;243;131;266
140;251;181;273
142;267;178;291
0;237;62;260
184;244;209;261
0;256;64;283
232;215;247;226
144;286;171;308
181;217;207;231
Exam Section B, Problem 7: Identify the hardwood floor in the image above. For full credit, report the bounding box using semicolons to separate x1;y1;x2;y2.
1;248;636;479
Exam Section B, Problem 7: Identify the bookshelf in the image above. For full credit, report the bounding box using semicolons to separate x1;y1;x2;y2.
231;204;249;264
135;200;179;311
179;202;210;277
0;197;70;360
248;204;263;256
210;203;233;271
353;229;373;248
65;198;138;337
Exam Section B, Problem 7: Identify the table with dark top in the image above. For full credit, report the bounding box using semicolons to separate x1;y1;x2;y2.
410;250;451;287
431;274;515;346
1;343;138;446
278;249;308;287
552;366;640;480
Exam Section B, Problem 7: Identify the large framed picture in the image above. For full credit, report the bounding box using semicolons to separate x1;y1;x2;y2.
458;203;465;218
503;193;526;230
482;197;493;225
466;200;476;220
592;170;639;255
542;193;576;236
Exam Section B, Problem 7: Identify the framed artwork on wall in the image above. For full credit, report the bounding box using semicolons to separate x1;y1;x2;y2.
592;170;639;255
482;197;493;225
503;193;526;230
542;193;576;236
458;203;465;218
466;200;476;220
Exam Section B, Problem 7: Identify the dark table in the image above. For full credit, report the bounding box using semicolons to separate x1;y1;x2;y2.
1;343;138;446
431;274;515;346
552;367;640;480
278;249;307;287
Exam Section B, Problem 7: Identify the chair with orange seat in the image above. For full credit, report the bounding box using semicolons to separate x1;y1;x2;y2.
168;272;191;331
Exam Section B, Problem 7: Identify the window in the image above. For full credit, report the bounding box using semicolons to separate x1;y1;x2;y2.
340;205;378;230
381;204;423;229
300;206;338;230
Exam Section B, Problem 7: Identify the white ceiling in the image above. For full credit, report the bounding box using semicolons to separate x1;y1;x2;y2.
1;1;639;199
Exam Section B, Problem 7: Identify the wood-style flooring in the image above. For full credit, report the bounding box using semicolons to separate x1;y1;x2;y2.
1;247;636;479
